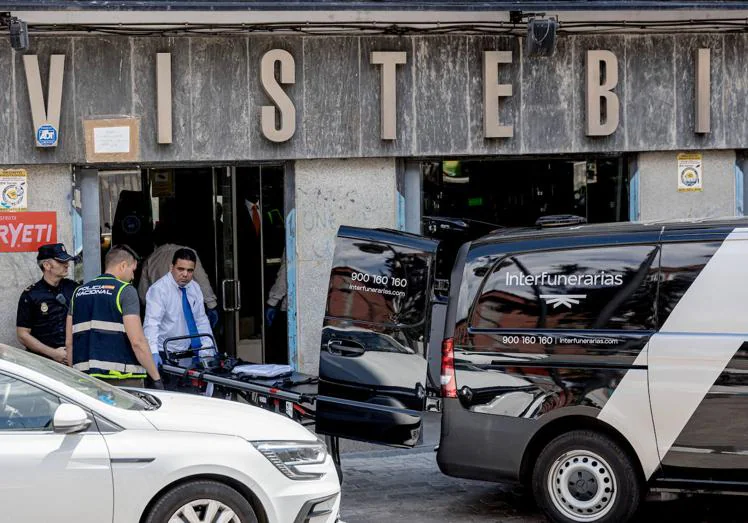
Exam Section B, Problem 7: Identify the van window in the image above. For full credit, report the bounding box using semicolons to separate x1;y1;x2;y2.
470;245;659;330
658;241;722;327
326;237;431;326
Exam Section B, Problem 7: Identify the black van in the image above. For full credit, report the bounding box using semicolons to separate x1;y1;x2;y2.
316;219;748;523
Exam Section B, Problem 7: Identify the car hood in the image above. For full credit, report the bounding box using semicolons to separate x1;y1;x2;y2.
139;390;317;441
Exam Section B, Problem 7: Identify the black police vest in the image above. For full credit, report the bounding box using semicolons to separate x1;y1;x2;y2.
70;274;145;379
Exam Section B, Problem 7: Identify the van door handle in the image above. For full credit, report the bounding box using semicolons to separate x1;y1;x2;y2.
326;339;365;357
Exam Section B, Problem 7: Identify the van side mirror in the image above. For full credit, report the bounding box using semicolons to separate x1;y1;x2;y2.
53;404;92;434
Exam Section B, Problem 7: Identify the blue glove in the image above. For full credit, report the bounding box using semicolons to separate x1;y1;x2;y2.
265;306;277;326
152;352;163;368
206;306;219;328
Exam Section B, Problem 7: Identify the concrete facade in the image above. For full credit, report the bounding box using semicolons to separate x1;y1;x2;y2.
2;33;748;164
638;150;737;221
0;164;73;348
294;158;398;374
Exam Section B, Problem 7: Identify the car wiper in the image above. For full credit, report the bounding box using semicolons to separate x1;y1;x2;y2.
126;389;161;410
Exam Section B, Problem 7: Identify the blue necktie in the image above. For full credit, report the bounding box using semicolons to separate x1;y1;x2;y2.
180;287;202;349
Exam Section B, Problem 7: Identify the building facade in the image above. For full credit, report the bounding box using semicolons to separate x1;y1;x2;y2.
1;3;748;371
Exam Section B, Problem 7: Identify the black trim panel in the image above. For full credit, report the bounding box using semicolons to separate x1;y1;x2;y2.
437;398;533;482
110;458;155;464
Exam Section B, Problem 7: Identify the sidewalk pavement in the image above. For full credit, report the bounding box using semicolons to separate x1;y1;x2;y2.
336;418;747;523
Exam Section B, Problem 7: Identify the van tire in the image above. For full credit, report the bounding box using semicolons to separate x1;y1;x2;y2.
145;479;259;523
531;430;641;523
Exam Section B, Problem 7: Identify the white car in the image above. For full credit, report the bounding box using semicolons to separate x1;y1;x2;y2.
0;343;340;523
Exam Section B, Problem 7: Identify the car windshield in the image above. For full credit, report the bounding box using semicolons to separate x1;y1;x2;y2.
0;344;149;411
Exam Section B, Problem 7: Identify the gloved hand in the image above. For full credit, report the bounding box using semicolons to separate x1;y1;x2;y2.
265;306;277;326
206;306;219;328
151;379;165;390
152;352;163;368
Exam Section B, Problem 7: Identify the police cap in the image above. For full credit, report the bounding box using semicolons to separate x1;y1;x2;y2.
37;243;74;262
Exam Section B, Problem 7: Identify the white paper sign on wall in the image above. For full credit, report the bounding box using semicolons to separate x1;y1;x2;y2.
677;153;703;192
93;126;131;154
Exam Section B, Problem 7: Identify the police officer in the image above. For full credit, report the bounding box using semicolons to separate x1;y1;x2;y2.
16;243;78;364
65;244;163;389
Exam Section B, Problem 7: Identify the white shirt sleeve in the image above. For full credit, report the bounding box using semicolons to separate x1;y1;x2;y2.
143;285;166;354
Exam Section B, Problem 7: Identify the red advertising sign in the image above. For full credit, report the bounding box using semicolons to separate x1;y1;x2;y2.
0;212;57;252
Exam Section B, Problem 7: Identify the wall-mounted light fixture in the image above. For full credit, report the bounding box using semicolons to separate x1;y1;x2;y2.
527;17;558;57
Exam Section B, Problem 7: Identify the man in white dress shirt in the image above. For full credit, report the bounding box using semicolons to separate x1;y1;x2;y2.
144;248;214;367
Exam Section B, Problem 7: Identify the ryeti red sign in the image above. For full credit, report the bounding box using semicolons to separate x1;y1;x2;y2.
0;212;57;252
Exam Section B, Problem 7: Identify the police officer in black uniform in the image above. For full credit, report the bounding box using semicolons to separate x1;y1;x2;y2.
16;243;78;364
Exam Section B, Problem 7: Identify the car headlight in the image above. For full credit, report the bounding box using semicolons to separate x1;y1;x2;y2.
251;440;328;480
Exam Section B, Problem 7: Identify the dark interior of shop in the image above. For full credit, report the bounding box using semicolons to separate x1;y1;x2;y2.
423;157;629;229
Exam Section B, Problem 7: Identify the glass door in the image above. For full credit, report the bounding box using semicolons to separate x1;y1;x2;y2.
214;165;286;363
215;166;239;356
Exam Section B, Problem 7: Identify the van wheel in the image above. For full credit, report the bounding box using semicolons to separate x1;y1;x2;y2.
532;430;641;523
145;480;258;523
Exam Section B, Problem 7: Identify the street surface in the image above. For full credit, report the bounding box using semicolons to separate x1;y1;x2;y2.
335;414;747;523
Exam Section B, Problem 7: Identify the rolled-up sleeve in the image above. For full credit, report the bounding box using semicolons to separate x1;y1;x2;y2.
143;286;165;354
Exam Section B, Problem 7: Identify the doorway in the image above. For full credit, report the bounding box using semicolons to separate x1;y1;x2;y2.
216;166;287;364
89;164;288;364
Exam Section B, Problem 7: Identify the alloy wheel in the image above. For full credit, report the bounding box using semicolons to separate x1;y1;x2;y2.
168;499;242;523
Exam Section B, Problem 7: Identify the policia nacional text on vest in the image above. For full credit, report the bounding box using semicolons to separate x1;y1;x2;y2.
71;274;146;380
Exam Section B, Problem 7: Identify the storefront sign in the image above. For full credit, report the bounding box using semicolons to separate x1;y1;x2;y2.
23;55;64;148
19;44;714;150
586;50;620;137
0;169;28;211
677;153;703;192
0;211;57;252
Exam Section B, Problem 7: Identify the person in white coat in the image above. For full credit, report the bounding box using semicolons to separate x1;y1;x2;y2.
144;248;214;368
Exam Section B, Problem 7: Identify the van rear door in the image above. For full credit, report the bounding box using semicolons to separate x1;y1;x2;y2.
316;226;439;446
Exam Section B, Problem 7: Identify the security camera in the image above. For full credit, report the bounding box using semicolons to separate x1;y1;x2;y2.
9;18;29;51
526;17;558;57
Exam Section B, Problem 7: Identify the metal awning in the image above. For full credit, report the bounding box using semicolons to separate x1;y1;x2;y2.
2;0;748;11
5;0;748;36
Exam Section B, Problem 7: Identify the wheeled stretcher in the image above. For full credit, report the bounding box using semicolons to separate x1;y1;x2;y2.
156;334;343;480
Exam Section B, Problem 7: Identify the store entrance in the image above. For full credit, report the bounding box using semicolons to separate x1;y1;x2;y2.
96;165;287;364
422;157;630;229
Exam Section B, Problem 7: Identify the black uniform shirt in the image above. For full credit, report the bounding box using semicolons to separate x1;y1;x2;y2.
16;278;78;350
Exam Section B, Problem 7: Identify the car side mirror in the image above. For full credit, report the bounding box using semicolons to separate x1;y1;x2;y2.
53;404;92;434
